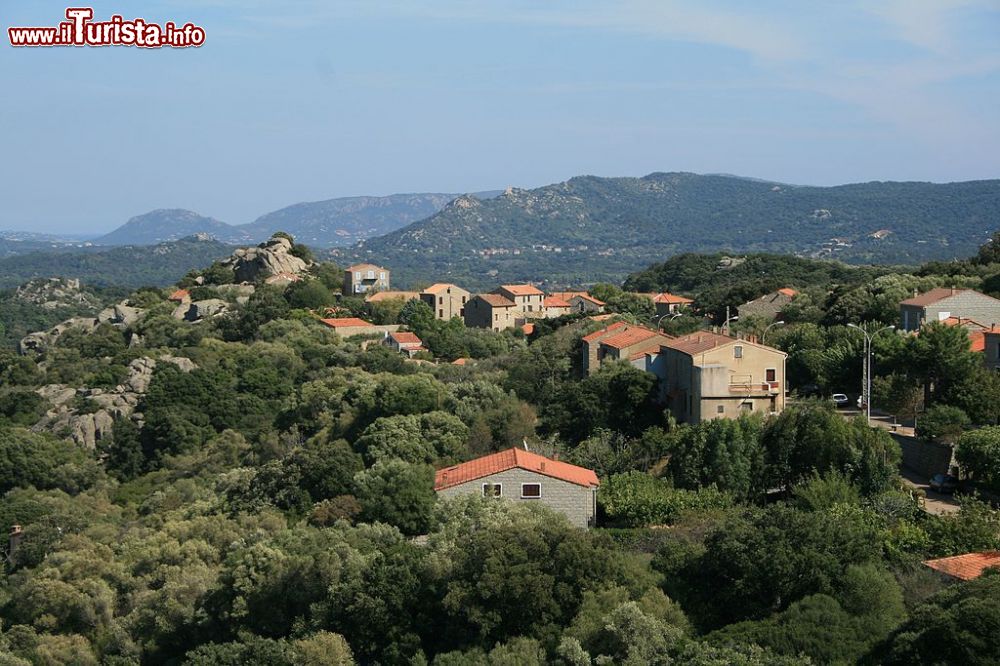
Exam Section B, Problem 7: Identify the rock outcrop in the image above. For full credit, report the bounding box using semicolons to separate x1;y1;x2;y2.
33;355;197;449
222;235;310;283
14;277;102;310
19;317;100;355
172;298;230;322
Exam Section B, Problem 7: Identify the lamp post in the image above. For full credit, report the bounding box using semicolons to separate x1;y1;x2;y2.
847;323;896;424
654;311;683;331
762;320;786;344
722;314;739;336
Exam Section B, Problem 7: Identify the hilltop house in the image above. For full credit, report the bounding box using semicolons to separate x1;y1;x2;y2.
434;448;600;528
421;283;470;320
900;288;1000;332
319;317;398;338
654;331;787;424
384;330;425;358
651;292;694;316
738;288;797;321
464;294;519;331
985;326;1000;372
343;263;390;296
581;322;673;376
168;288;191;304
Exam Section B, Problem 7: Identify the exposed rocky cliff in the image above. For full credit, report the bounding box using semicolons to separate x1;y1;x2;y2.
221;235;311;283
14;277;103;310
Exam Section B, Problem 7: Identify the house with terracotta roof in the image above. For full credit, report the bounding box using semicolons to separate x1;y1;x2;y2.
651;292;694;317
384;330;425;357
365;290;420;304
985;326;1000;371
940;316;989;353
900;287;1000;332
434;448;600;528
319;317;398;338
547;291;604;314
343;263;390;296
923;551;1000;581
464;293;519;331
738;288;797;322
582;322;673;376
655;331;787;424
168;288;191;304
496;284;545;317
543;296;572;318
421;283;470;320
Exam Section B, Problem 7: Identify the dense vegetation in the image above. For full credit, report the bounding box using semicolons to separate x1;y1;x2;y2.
1;233;999;664
348;173;1000;288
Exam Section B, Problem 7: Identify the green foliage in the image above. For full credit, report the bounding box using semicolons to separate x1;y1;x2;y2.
0;427;101;495
916;404;970;443
666;415;766;501
600;472;733;527
956;426;1000;492
354;412;469;465
353;459;437;535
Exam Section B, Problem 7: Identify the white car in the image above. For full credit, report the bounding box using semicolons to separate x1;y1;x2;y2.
831;393;850;408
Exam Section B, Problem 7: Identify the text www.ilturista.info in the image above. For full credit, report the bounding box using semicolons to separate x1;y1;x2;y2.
8;8;205;48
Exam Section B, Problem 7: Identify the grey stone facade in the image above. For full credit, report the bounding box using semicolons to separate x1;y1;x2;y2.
900;289;1000;332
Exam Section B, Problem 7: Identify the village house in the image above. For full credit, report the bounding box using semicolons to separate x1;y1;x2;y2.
654;331;787;424
923;551;1000;581
495;284;546;317
550;291;606;314
384;330;425;358
167;288;191;304
940;316;989;353
543;295;572;318
319;317;398;338
900;287;1000;332
421;283;470;320
464;293;519;331
365;290;420;304
581;321;673;376
434;448;600;528
985;326;1000;371
343;263;390;296
738;288;797;321
651;292;694;316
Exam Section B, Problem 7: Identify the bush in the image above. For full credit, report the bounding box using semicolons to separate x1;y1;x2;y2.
916;404;970;443
599;472;733;527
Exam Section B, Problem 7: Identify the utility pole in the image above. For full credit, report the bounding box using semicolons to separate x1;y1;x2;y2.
848;323;896;424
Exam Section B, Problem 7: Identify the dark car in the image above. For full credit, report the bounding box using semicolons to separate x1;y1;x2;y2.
929;473;959;494
831;393;850;408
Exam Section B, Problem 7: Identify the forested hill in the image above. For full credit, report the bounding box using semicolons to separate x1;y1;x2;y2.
0;236;233;289
346;173;1000;289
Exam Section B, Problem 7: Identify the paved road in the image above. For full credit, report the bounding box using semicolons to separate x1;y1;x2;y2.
900;467;961;515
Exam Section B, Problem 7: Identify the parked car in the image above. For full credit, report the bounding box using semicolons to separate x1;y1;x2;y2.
929;473;959;494
831;393;850;408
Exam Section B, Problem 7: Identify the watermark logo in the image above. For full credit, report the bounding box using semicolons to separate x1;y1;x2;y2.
8;8;205;48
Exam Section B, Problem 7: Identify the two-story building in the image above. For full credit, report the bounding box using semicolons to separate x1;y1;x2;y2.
581;322;673;376
651;292;694;316
464;293;519;331
434;448;600;528
655;331;787;424
900;288;1000;332
343;263;390;296
384;330;425;358
421;283;470;321
547;292;606;314
496;285;546;317
543;296;572;318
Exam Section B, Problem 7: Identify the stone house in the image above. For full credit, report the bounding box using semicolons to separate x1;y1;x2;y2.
464;294;519;331
343;263;390;296
434;448;600;528
495;285;545;317
738;288;797;321
654;331;787;424
384;330;425;358
581;322;673;376
421;283;470;320
569;293;606;314
985;326;1000;372
900;288;1000;332
319;317;398;338
543;296;572;318
651;292;694;316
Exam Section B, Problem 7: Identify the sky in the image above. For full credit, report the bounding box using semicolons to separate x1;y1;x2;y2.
1;0;999;234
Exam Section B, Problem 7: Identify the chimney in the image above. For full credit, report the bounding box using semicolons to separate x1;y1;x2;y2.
540;462;546;471
8;524;23;563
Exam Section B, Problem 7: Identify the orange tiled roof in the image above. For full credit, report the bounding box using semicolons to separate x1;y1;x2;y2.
423;283;464;294
777;288;798;297
168;288;190;301
651;292;693;305
499;284;544;296
923;551;1000;581
477;293;517;308
390;331;422;344
435;448;599;491
451;357;470;365
345;263;387;272
573;293;606;306
582;321;627;343
969;330;986;353
548;291;587;302
941;316;989;330
601;327;661;350
319;317;373;328
901;287;973;307
366;290;419;303
662;331;739;355
545;296;571;308
522;323;535;335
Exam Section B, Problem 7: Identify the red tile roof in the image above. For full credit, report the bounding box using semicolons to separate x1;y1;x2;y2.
477;293;517;308
390;331;422;344
901;287;972;307
168;288;190;302
345;263;387;272
548;291;587;302
777;288;798;297
423;283;465;294
582;321;627;343
499;284;544;296
923;551;1000;581
969;330;986;353
521;323;535;335
435;448;600;490
601;327;661;350
319;317;373;328
545;296;571;308
366;290;419;303
651;292;693;305
662;331;739;355
941;316;989;330
451;357;470;365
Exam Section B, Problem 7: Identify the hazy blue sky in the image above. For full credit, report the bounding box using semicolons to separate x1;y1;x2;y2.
2;1;999;234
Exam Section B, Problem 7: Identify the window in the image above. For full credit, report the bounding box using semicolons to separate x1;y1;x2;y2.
741;402;753;412
439;309;444;318
766;368;777;383
482;483;502;498
521;483;541;498
366;270;375;279
462;296;467;303
354;271;361;280
439;296;444;305
734;345;743;359
717;405;725;414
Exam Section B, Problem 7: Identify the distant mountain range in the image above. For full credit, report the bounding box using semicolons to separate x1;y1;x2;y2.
87;192;501;247
342;173;1000;289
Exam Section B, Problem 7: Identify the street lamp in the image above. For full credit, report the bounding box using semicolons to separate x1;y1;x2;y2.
762;320;786;344
723;314;739;336
654;311;683;330
847;323;896;424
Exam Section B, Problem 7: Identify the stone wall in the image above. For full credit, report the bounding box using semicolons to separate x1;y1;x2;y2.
895;433;955;478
